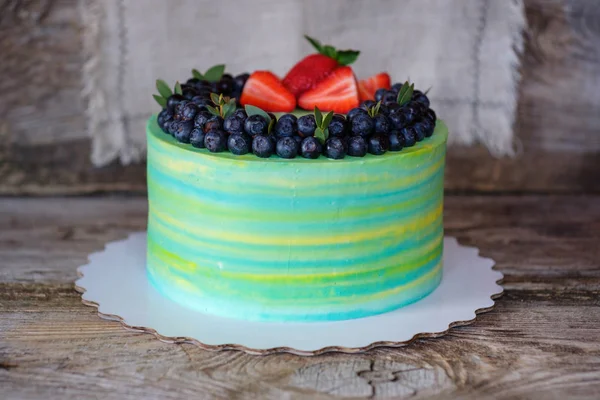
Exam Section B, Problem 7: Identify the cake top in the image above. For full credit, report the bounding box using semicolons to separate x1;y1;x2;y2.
152;36;441;160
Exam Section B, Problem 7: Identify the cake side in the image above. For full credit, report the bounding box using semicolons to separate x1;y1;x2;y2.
146;116;448;321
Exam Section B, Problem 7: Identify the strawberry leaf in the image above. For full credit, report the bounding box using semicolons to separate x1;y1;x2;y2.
314;106;323;127
210;93;221;105
153;94;167;108
304;35;323;53
156;79;172;98
174;81;183;95
204;64;225;82
397;82;414;106
206;105;221;117
192;69;204;80
323;45;337;59
322;111;334;129
245;105;272;124
336;50;360;66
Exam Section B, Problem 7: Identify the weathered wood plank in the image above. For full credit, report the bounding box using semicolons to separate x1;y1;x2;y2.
1;195;600;398
1;0;600;195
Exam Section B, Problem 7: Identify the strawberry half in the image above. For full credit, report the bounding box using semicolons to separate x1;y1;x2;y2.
297;66;360;114
358;72;391;101
283;35;360;97
240;71;296;112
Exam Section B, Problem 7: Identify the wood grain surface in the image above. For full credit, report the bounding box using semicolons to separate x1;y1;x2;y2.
1;195;599;399
1;0;600;195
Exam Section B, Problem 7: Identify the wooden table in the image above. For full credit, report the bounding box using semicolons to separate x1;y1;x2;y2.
2;195;599;399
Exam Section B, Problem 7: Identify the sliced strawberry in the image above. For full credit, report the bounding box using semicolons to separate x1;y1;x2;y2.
240;71;296;112
358;72;391;101
283;36;360;97
297;66;360;114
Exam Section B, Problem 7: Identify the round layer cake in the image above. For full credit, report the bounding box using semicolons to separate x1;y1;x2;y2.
146;115;448;322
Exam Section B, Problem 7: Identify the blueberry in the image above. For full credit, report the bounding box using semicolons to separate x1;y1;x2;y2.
373;114;390;135
252;134;275;158
382;91;397;104
187;78;200;86
421;118;435;137
391;83;404;93
191;96;211;108
172;120;194;143
293;135;303;147
203;115;224;133
388;130;404;151
167;120;180;136
413;122;426;141
233;108;247;120
368;134;389;155
179;102;198;121
388;111;408;130
204;129;227;152
324;137;346;159
413;94;430;108
400;127;416;147
174;100;190;118
297;115;317;137
425;109;437;123
274;114;297;137
378;103;390;116
244;114;268;136
300;136;322;159
157;109;173;132
407;101;427;118
374;88;388;102
182;87;198;100
190;128;206;148
268;112;277;122
228;133;252;155
276;136;299;159
385;102;402;114
224;115;244;135
233;73;250;92
351;113;374;137
347;107;368;122
194;111;211;130
166;94;186;112
361;100;377;110
347;136;367;157
328;115;347;137
217;78;232;95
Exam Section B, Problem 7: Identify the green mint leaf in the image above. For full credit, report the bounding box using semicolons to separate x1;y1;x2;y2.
396;81;414;106
222;102;236;119
156;79;172;98
314;106;323;127
203;64;225;82
245;104;272;124
323;128;330;142
267;118;276;135
322;111;334;129
174;81;183;95
227;98;237;107
192;69;204;80
153;94;167;108
206;105;221;117
210;93;221;105
374;101;381;115
336;50;360;66
304;35;323;53
314;127;326;144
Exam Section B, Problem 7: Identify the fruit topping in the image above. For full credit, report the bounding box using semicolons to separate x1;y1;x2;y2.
297;66;360;114
240;71;296;112
358;72;391;101
283;35;360;97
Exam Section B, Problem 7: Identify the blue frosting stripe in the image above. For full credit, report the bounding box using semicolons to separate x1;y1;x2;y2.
146;115;448;322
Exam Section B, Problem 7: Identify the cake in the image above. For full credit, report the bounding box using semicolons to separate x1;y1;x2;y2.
146;36;447;322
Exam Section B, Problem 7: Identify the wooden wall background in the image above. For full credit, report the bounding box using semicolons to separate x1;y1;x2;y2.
0;0;599;195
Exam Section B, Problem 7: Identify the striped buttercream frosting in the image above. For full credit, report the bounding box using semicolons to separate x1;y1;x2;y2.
146;115;448;321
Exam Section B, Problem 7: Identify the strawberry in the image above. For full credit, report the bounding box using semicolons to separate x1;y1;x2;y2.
358;72;391;101
240;71;296;112
283;35;360;97
297;66;360;114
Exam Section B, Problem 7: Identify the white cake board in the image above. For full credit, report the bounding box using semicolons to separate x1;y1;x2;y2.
75;233;503;356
